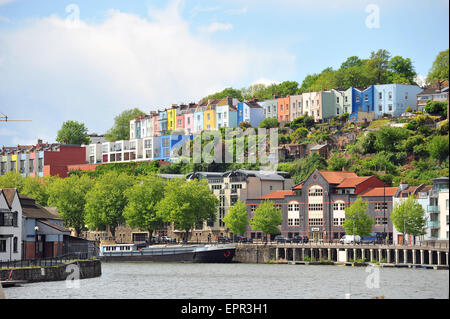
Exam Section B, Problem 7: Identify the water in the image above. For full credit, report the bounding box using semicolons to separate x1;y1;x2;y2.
3;263;449;299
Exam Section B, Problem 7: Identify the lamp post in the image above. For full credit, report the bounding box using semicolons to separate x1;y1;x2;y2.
34;225;39;259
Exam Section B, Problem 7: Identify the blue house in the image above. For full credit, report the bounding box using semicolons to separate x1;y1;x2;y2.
154;135;193;161
373;84;422;118
349;85;374;121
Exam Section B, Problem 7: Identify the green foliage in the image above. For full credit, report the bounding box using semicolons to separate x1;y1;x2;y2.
56;120;90;145
391;195;427;237
204;87;244;101
47;175;94;235
0;171;24;192
259;117;279;129
343;198;374;237
123;176;166;237
105;108;145;142
84;171;135;236
249;200;282;236
222;200;249;235
427;49;449;82
290;127;308;144
327;153;350;171
280;153;328;184
425;100;447;118
156;179;218;238
427;135;449;163
22;176;55;206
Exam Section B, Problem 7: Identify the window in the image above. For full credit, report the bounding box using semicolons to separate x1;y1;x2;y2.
306;100;309;107
197;115;200;121
312;100;314;106
388;104;393;111
286;104;289;112
405;92;408;100
364;94;368;102
379;104;382;112
337;108;340;115
218;113;221;120
345;96;348;103
446;199;449;209
308;187;323;197
224;112;227;119
379;92;382;99
308;203;323;211
0;240;6;253
187;117;190;125
309;218;323;226
337;97;340;103
285;115;289;121
375;202;388;210
333;202;346;211
388;92;392;100
375;217;388;225
356;96;360;103
280;105;283;112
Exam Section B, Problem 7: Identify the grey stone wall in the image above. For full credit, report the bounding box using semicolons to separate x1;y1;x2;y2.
234;244;274;263
0;260;101;283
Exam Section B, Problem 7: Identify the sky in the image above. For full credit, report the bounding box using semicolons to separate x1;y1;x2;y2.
0;0;449;146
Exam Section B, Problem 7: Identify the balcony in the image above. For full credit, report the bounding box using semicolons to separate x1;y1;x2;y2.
427;205;439;212
427;220;440;228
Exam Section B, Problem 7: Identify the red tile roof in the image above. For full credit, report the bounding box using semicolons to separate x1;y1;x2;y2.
318;171;358;184
359;187;398;197
258;190;295;199
292;183;303;190
336;176;372;188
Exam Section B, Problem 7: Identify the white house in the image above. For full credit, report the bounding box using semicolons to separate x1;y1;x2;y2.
0;188;22;262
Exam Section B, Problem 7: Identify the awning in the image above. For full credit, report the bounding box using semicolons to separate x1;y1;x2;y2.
36;220;71;236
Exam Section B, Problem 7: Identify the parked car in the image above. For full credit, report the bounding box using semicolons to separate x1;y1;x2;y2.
274;235;289;243
292;235;303;243
360;233;377;244
160;236;176;243
340;235;361;244
235;236;250;243
217;236;230;243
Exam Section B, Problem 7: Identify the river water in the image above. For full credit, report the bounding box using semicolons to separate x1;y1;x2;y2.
3;263;449;299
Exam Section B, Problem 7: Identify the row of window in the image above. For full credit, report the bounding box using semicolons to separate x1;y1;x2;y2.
0;237;19;253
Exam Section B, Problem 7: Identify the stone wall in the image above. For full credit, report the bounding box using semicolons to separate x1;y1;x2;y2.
0;260;101;283
234;244;274;263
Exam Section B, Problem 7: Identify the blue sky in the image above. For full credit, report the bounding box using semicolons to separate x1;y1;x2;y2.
0;0;449;145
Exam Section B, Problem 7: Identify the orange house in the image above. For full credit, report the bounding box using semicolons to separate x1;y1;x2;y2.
277;96;291;123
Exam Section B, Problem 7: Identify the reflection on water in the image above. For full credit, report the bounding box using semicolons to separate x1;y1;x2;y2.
4;263;449;299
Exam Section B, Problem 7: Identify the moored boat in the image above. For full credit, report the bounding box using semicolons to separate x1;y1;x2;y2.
99;243;236;263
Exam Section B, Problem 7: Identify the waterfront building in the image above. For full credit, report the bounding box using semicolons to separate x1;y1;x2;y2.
159;110;168;134
167;105;178;131
260;98;278;119
438;188;449;240
183;103;196;135
193;104;205;134
203;100;218;131
0;142;86;178
20;195;71;259
373;84;422;118
246;170;395;242
430;177;449;240
244;100;265;127
0;188;22;262
237;101;251;125
392;183;433;245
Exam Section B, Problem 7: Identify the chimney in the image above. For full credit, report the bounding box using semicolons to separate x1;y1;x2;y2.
399;181;408;191
37;139;43;145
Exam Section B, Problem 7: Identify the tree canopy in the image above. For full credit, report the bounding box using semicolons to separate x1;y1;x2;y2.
105;108;145;142
222;200;249;235
427;49;449;82
56;120;90;145
343;197;374;237
391;195;427;240
249;200;282;237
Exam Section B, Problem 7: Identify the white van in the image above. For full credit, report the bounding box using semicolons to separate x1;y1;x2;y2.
340;235;361;244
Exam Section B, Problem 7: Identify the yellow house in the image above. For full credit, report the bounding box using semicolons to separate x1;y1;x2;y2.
167;106;178;131
203;103;216;130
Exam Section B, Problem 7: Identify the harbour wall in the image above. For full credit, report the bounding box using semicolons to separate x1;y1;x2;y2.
0;260;101;283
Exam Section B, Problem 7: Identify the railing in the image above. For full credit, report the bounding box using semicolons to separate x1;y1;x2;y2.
236;241;450;249
427;220;440;228
0;252;91;269
427;205;439;212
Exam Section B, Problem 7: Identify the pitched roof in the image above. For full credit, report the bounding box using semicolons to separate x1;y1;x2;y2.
318;171;358;184
38;219;71;234
292;182;303;190
359;187;398;197
19;195;62;220
336;176;372;188
1;188;17;207
258;190;295;200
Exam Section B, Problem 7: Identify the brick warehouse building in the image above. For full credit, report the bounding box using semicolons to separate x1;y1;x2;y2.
246;170;398;242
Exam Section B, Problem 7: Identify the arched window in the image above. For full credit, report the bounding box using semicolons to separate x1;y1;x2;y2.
287;201;300;226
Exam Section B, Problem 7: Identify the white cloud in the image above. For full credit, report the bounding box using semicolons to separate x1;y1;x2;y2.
198;22;233;33
0;1;295;145
190;4;222;17
225;7;248;15
251;78;279;86
0;0;14;6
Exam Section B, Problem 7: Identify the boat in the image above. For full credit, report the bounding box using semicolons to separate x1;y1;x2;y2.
98;243;236;263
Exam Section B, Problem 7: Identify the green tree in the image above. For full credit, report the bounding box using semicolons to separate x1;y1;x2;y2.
343;198;374;237
340;56;363;69
259;117;279;129
386;56;417;84
84;171;135;237
427;49;449;82
427;135;449;164
156;179;218;242
391;195;427;244
367;49;391;84
22;176;55;206
425;100;447;117
47;175;94;236
56;120;90;145
123;176;166;239
0;172;24;192
327;153;350;171
249;200;282;241
222;200;249;236
290;127;308;144
105;108;145;142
